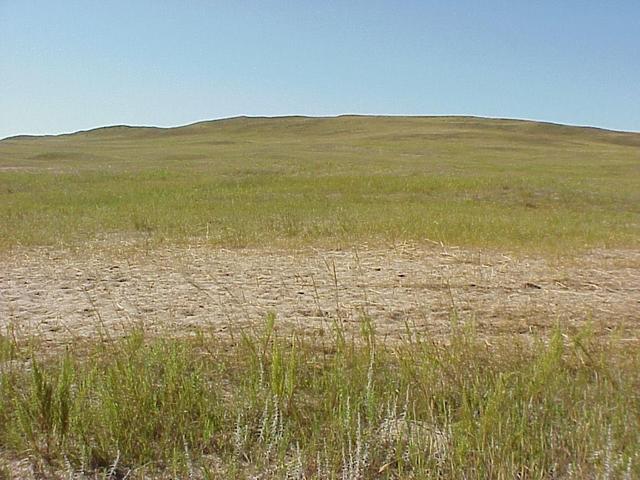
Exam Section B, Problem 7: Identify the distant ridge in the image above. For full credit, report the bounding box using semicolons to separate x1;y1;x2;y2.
2;115;640;147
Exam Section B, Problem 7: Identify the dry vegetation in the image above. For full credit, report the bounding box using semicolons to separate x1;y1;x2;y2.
0;116;639;478
1;244;639;349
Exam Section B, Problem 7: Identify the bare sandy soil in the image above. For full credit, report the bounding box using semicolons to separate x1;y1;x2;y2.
1;243;639;347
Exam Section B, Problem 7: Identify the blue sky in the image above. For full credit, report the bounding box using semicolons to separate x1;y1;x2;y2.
1;1;639;138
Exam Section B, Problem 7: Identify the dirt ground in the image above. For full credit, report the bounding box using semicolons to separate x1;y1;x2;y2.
1;243;639;347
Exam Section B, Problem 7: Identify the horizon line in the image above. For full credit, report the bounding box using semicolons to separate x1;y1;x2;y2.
2;113;639;142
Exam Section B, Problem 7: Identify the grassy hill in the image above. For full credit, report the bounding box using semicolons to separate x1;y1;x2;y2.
1;115;639;252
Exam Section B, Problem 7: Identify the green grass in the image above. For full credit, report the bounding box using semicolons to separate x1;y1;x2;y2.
1;116;639;252
2;117;638;478
0;318;638;478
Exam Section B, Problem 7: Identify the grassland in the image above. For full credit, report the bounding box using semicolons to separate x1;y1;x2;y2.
1;116;639;253
1;116;639;478
1;319;639;479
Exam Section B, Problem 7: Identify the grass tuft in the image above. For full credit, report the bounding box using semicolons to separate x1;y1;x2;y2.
0;319;638;478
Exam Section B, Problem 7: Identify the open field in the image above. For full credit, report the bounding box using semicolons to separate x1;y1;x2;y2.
1;116;639;252
1;116;639;478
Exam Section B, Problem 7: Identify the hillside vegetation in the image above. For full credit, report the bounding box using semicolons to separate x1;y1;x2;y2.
1;118;639;477
1;116;639;252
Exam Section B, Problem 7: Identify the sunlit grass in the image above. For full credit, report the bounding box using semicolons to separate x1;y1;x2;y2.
1;116;638;253
0;317;638;478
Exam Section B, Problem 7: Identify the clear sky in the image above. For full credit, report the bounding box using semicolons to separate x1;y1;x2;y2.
1;1;639;139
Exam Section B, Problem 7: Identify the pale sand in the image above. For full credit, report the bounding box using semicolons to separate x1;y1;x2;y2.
1;243;638;347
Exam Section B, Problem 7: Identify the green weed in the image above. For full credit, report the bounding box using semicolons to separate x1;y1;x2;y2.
0;319;638;478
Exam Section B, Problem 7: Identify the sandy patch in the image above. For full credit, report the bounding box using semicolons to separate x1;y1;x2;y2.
1;244;639;347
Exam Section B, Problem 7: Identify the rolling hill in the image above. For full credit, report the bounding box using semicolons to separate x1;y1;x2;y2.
1;116;639;251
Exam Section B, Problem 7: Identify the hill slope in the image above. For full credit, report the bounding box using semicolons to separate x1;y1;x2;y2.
0;116;639;251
